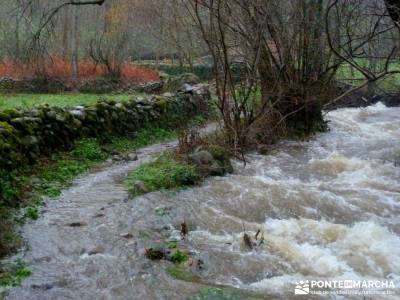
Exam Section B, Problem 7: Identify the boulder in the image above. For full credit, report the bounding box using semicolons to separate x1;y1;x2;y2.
87;245;104;255
208;161;226;176
46;110;57;120
206;145;234;174
133;180;149;194
2;109;22;119
70;109;86;121
163;73;200;93
145;247;169;260
181;83;194;94
188;150;214;166
189;146;233;176
21;135;38;147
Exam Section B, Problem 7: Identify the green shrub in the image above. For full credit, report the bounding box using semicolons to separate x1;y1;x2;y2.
0;171;19;207
0;259;31;287
72;138;107;161
0;208;21;258
170;250;189;264
23;207;39;220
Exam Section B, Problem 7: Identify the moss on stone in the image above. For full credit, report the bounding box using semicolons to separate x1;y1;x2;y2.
0;122;15;134
204;145;233;174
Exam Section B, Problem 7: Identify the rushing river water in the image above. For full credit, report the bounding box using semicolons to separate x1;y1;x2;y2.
3;103;400;299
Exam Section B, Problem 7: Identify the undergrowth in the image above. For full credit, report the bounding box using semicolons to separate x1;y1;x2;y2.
0;259;31;288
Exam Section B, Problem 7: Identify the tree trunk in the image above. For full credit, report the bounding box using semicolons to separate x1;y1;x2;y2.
15;11;20;61
71;5;79;88
61;6;70;58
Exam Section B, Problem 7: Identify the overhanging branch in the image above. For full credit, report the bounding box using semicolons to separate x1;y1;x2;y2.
33;0;106;41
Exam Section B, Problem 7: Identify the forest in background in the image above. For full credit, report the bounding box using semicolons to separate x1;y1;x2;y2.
0;0;204;83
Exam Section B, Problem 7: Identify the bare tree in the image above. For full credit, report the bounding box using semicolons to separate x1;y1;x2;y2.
325;0;400;108
189;0;334;153
189;0;400;154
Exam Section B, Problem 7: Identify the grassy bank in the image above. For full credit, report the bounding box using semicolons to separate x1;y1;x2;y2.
0;126;179;256
125;152;202;196
0;93;143;110
336;61;400;93
124;144;233;197
0;126;185;289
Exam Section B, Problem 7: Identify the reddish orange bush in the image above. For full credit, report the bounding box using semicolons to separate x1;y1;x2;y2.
121;64;159;82
0;59;35;79
0;57;159;83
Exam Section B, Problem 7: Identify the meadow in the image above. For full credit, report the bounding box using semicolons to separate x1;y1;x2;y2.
0;93;142;110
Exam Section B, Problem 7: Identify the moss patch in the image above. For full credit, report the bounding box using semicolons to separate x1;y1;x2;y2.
203;145;234;174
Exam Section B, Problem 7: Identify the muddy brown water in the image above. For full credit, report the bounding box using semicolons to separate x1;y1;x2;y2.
2;103;400;299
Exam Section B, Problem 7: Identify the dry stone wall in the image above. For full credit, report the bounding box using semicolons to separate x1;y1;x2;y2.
0;87;210;171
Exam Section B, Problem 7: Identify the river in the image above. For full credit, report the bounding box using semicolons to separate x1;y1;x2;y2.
3;103;400;299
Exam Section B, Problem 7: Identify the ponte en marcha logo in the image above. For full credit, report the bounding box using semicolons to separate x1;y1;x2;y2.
294;279;397;295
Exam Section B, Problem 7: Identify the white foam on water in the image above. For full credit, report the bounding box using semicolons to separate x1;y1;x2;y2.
185;103;400;296
242;218;400;297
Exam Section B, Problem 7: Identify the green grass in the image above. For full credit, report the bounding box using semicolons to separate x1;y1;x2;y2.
72;138;108;161
336;61;400;93
125;153;201;196
170;250;189;264
166;265;200;282
33;128;178;199
0;259;31;288
106;128;177;153
0;93;143;110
